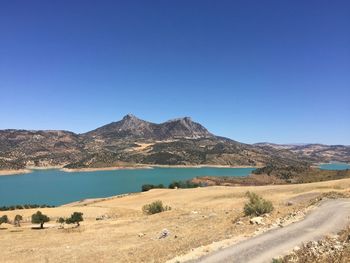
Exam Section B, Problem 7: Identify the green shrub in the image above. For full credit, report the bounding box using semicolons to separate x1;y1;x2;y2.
244;191;274;216
142;200;171;215
272;259;283;263
168;180;200;189
141;184;164;192
65;212;84;227
0;215;8;225
0;204;55;211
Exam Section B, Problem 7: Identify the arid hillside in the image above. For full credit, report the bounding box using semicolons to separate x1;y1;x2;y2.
0;115;317;170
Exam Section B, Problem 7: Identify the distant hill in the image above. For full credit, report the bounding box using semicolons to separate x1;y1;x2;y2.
254;143;350;163
0;115;348;170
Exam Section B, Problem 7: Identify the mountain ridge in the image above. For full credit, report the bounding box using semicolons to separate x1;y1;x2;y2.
0;114;349;170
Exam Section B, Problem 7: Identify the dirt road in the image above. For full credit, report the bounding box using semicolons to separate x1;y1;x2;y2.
196;199;350;263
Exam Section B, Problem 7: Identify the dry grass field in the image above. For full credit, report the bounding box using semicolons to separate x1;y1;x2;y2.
1;178;350;263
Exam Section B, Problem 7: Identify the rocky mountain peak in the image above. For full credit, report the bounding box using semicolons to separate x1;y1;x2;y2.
122;114;139;121
83;115;213;140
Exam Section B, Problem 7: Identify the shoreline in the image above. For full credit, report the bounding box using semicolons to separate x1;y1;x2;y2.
61;165;153;173
149;164;258;168
0;164;258;175
61;164;258;173
0;169;32;176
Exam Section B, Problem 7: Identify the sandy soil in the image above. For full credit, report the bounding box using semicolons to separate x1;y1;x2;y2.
61;166;153;173
1;178;350;263
0;169;32;176
60;164;257;173
1;163;259;175
149;164;258;168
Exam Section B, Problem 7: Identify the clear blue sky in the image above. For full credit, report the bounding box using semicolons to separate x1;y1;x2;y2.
0;1;349;145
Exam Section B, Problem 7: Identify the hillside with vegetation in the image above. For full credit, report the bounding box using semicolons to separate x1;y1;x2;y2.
0;115;349;171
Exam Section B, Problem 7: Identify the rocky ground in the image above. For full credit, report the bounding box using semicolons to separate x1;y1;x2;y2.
279;227;350;263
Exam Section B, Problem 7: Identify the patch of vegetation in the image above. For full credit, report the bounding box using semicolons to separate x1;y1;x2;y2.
65;212;84;227
244;191;274;216
168;180;201;189
253;164;350;184
0;204;55;211
14;215;23;227
143;152;185;165
296;169;350;183
31;211;50;229
0;159;26;170
141;184;165;192
57;217;65;228
142;200;171;215
0;215;9;225
253;163;310;181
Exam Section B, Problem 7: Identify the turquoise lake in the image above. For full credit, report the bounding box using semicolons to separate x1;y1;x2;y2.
0;167;255;206
319;163;350;170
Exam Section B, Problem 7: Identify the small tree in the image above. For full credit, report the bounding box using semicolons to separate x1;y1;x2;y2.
141;184;165;192
0;215;8;226
31;211;50;229
244;191;274;216
57;217;65;228
66;212;83;227
14;215;23;227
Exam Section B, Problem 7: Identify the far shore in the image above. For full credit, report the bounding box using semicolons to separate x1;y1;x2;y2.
0;164;259;175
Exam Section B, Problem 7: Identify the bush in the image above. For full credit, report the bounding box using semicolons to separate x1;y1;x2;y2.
243;191;274;216
272;259;283;263
14;215;23;227
168;180;200;189
142;200;171;215
57;217;65;226
0;204;55;211
66;212;84;227
0;215;8;225
141;184;164;192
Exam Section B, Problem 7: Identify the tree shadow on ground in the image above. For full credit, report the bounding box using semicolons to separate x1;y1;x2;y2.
31;226;46;230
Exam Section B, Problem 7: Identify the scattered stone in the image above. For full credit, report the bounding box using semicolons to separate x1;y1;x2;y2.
159;228;170;239
96;214;110;220
250;217;264;225
208;213;217;218
236;221;244;225
138;233;145;238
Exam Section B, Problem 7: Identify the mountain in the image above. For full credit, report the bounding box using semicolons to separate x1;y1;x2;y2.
0;114;348;170
83;114;213;140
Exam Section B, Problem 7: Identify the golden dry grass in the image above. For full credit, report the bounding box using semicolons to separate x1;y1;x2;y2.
1;178;350;263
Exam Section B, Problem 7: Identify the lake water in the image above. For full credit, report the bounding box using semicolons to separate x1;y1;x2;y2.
0;167;254;206
319;163;350;170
